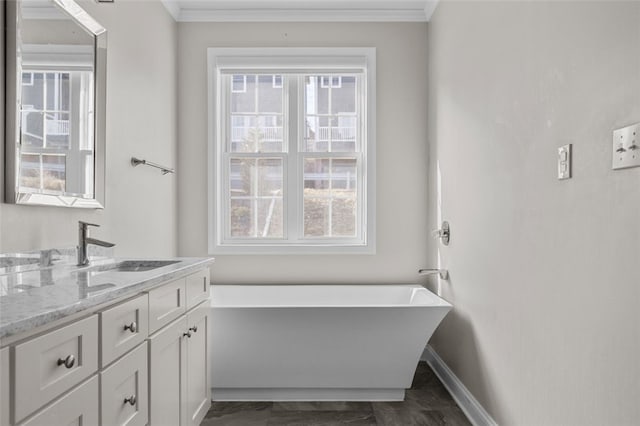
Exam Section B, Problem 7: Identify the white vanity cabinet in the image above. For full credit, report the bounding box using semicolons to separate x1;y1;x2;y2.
0;266;211;426
148;270;211;426
1;347;9;426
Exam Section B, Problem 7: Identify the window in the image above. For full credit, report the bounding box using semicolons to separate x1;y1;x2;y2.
17;44;95;197
208;48;376;254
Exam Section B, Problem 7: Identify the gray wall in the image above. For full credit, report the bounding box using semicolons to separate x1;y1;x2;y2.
1;0;178;257
426;1;640;424
177;23;430;284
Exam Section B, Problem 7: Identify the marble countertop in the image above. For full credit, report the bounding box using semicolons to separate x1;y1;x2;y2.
0;255;215;341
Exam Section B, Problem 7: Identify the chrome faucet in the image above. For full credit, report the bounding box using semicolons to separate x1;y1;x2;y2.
418;268;449;280
77;221;115;266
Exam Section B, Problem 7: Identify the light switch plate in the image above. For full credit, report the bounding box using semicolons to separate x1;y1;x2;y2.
612;122;640;170
558;144;572;180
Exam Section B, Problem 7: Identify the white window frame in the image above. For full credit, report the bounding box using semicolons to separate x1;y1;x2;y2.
208;47;376;255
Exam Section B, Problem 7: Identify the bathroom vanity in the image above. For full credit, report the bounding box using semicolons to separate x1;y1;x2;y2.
0;254;214;426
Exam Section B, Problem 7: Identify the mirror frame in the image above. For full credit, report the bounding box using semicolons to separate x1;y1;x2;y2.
4;0;107;208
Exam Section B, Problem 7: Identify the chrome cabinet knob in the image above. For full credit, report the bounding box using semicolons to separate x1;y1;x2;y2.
124;322;137;333
57;354;75;369
188;325;198;333
124;395;137;406
183;331;192;338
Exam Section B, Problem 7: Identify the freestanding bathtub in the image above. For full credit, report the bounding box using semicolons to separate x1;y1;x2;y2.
210;284;452;401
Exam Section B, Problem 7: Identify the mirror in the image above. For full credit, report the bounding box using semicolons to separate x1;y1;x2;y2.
5;0;106;208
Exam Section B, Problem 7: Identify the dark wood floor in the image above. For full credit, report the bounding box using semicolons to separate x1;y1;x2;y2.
201;362;471;426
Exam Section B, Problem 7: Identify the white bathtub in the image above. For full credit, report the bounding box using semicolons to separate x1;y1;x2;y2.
210;284;452;401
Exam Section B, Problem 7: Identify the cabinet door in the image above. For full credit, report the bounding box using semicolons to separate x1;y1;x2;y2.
101;294;149;367
185;269;210;310
185;303;211;426
148;279;186;334
14;315;98;423
0;347;9;426
148;316;187;426
101;343;148;426
18;375;99;426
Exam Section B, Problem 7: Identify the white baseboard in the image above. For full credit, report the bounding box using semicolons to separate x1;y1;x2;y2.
422;345;498;426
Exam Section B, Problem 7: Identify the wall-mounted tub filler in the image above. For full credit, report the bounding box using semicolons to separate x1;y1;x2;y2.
433;221;450;245
418;268;449;280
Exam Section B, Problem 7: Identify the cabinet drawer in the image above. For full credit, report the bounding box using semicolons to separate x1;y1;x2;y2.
18;375;99;426
1;347;8;426
148;278;186;334
101;343;148;426
14;315;98;423
101;294;149;367
185;269;210;310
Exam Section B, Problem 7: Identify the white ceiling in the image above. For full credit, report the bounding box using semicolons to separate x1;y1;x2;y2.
160;0;440;22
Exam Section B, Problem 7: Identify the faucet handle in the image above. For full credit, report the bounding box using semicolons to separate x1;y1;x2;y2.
79;221;100;229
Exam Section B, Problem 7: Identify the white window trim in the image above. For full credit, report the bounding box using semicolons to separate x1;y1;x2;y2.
207;47;376;255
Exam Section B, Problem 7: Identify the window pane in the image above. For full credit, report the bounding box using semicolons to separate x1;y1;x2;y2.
229;158;284;239
331;198;356;237
331;76;356;114
42;154;66;191
303;197;328;237
257;75;283;114
22;72;45;110
21;111;44;148
257;198;283;238
45;72;71;111
230;199;253;237
304;75;358;153
229;158;283;196
305;76;329;114
230;74;283;115
231;75;256;112
230;115;283;153
45;112;71;149
19;154;41;190
303;158;357;238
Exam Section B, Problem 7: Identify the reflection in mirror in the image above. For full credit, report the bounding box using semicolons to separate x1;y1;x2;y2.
5;0;107;208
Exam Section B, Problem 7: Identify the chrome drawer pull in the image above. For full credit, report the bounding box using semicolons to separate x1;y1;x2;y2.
183;331;192;338
124;395;137;406
124;322;137;333
188;325;198;333
57;354;75;369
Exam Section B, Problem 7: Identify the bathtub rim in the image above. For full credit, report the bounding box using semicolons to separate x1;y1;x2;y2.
210;283;453;309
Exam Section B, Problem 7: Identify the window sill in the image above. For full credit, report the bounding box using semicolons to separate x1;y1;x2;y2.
208;243;376;255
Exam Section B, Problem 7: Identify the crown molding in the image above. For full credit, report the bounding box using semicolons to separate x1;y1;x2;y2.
160;0;440;22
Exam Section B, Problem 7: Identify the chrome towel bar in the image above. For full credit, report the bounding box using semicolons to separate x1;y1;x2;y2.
131;157;175;175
